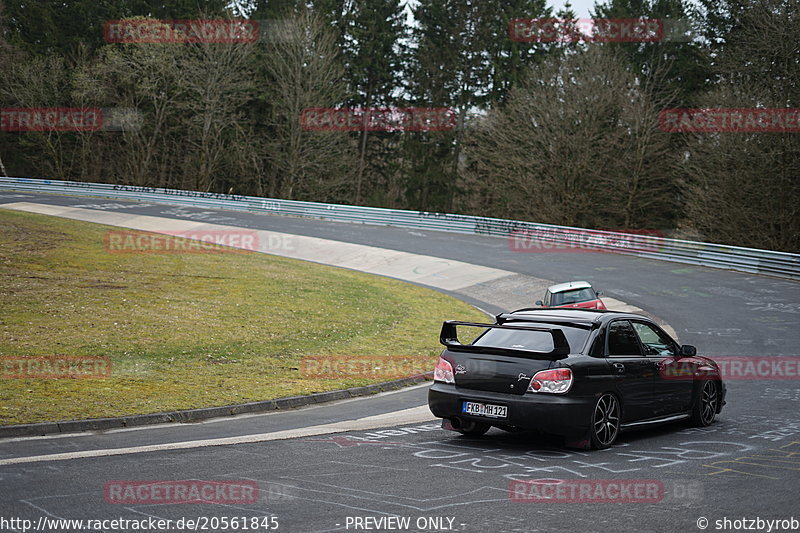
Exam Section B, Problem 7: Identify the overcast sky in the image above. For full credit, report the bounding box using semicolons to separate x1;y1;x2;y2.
551;0;597;18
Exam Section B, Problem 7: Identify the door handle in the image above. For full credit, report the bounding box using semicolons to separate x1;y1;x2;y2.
611;362;625;374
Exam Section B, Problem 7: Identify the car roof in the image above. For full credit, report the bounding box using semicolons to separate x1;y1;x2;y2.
547;280;592;293
497;307;648;326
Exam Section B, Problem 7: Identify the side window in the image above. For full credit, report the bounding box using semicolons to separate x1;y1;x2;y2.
607;320;643;356
631;322;677;357
589;329;605;357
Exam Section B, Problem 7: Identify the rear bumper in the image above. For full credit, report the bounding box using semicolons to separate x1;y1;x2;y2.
428;383;594;438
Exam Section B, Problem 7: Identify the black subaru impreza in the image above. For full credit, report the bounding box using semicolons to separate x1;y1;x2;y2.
428;308;726;449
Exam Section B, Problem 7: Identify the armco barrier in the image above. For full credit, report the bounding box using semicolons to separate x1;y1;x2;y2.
1;176;798;280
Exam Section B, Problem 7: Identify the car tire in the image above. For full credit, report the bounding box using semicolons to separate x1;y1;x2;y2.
590;393;620;450
691;380;719;427
457;420;491;436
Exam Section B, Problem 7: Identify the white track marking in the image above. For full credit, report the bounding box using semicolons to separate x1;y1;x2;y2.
0;406;436;466
0;383;432;444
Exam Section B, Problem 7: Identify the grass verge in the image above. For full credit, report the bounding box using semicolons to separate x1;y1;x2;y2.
0;209;486;425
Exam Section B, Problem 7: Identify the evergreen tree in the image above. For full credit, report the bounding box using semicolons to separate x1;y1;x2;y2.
405;0;551;211
340;0;405;204
591;0;710;105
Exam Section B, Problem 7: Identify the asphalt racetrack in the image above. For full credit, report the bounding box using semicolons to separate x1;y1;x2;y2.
1;191;799;533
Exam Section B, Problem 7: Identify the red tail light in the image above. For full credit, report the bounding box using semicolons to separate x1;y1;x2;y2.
527;368;573;394
434;356;455;384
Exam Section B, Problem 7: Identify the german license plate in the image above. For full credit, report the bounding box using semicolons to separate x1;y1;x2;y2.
462;401;507;419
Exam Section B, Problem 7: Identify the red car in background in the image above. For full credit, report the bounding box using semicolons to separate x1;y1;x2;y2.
536;281;606;310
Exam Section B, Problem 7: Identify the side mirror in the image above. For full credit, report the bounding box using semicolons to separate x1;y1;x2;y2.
679;344;696;357
535;300;543;306
596;290;604;296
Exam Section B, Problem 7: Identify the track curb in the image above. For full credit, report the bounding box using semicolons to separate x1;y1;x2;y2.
0;374;432;438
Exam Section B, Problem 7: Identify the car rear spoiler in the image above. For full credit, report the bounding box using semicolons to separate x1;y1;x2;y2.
439;320;570;359
496;310;608;326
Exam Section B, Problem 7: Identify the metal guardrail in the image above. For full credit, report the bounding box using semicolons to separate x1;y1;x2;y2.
1;176;798;280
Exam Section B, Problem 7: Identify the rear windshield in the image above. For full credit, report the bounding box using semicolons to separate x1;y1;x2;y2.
473;323;591;354
551;288;596;306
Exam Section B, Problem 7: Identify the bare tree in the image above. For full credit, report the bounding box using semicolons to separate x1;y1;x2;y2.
260;8;356;201
2;55;75;179
0;0;10;176
177;40;257;192
75;32;189;186
681;84;800;251
609;69;680;229
464;46;678;230
681;0;800;252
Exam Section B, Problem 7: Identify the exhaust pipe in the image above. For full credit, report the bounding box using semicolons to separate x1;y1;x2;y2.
442;418;462;431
